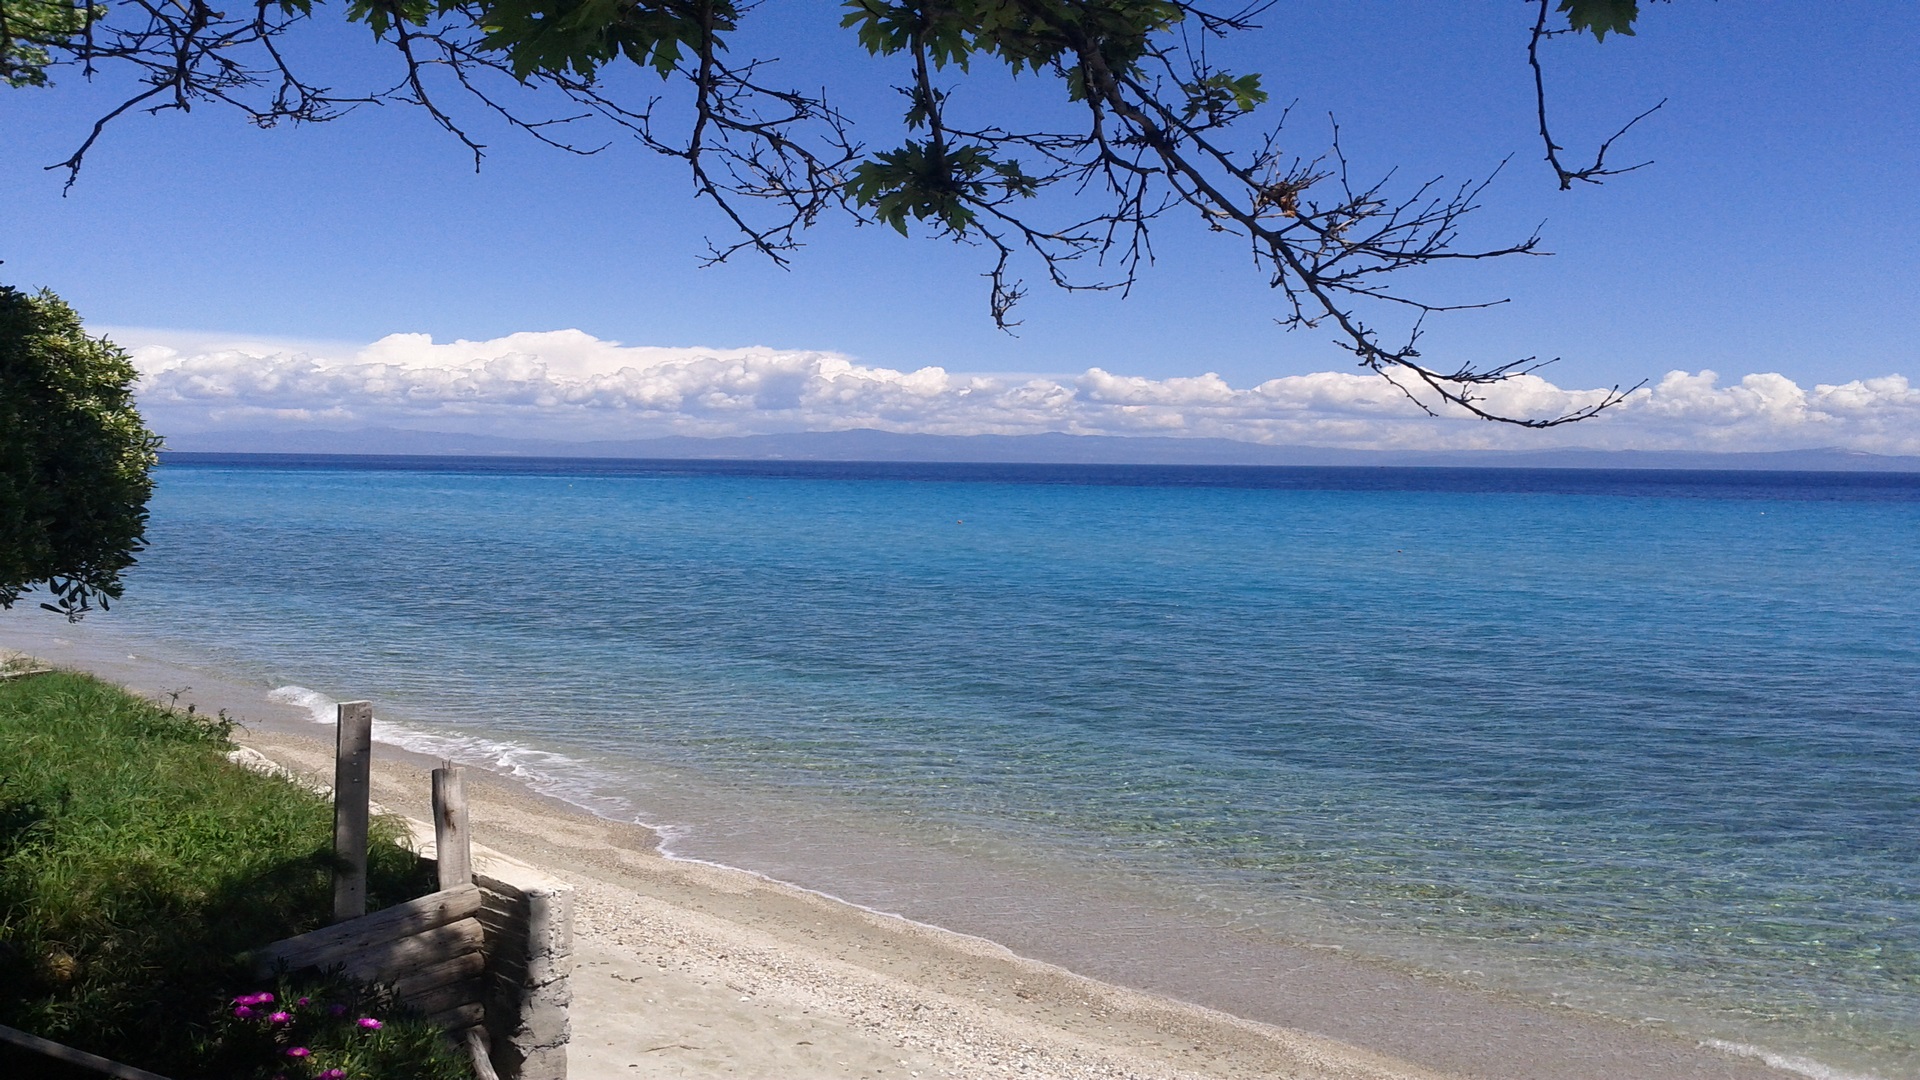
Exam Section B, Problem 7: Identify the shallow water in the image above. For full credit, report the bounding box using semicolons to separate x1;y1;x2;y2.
16;456;1920;1077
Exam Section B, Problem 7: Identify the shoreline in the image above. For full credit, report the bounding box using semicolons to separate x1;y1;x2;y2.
236;724;1454;1080
1;628;1817;1080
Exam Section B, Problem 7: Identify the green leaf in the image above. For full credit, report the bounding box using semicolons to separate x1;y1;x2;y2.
1;0;101;87
1181;71;1266;122
1559;0;1638;42
845;139;1039;238
472;0;738;84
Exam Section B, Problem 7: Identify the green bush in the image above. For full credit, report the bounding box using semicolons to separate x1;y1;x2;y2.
0;285;162;618
0;672;447;1076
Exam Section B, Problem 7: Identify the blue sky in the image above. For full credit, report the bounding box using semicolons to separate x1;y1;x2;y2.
3;2;1917;450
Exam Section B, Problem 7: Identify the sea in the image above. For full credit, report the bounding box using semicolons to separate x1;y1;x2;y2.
11;454;1919;1078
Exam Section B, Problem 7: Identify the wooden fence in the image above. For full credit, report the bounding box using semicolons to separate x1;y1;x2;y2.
242;701;572;1080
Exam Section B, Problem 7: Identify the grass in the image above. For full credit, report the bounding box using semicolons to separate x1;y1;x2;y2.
0;669;461;1077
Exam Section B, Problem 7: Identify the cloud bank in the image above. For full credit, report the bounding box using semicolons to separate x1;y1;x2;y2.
124;329;1920;453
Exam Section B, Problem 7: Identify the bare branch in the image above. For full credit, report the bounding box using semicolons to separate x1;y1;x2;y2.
1528;0;1663;189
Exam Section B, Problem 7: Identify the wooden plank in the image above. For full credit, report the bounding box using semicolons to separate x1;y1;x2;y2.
332;918;485;985
465;1028;503;1080
432;763;472;890
422;1001;484;1032
332;701;374;922
0;1023;174;1080
406;977;485;1020
390;948;486;1000
251;885;481;975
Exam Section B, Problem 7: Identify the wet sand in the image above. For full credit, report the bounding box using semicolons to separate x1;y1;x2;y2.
0;628;1803;1080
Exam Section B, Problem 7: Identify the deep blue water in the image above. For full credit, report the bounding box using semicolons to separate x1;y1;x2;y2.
47;456;1920;1075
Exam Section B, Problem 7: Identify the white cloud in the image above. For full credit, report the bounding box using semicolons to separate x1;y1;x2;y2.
124;329;1920;454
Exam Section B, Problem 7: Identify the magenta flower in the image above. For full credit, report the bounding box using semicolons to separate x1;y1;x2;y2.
318;1071;346;1080
328;1003;348;1017
232;1005;255;1020
356;1017;382;1031
268;1011;291;1024
285;1047;310;1059
297;997;310;1006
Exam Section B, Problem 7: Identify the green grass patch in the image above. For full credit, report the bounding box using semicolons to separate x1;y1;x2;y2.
0;670;457;1077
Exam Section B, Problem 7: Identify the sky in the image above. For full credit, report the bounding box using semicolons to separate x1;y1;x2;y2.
3;2;1918;452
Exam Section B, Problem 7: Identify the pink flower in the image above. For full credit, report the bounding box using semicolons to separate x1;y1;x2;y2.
356;1017;382;1031
297;997;310;1006
268;1011;291;1024
328;1004;347;1017
318;1070;346;1080
285;1047;310;1059
255;993;275;1005
233;992;274;1006
232;1005;255;1020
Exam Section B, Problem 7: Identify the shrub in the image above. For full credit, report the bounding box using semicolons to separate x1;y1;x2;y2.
0;284;161;618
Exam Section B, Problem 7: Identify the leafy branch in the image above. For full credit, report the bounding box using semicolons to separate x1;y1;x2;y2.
3;0;1664;425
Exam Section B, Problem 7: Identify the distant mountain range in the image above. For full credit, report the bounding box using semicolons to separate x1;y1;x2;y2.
157;426;1920;472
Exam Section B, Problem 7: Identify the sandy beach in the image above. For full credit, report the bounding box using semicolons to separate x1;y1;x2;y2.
1;634;1809;1080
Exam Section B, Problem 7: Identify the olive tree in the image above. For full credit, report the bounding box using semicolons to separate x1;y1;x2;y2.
3;0;1656;424
0;285;161;619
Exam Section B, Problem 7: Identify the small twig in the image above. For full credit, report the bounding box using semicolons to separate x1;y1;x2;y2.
1528;0;1663;189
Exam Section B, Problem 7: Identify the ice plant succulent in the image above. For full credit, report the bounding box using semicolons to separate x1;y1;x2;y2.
213;978;469;1078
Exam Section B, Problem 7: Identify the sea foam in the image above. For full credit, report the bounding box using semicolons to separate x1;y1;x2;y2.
265;684;661;834
1702;1040;1889;1080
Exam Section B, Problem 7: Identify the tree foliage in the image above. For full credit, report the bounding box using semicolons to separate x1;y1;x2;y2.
0;0;90;87
1;0;1665;424
0;285;161;619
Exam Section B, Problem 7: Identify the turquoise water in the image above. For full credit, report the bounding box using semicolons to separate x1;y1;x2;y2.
35;458;1920;1076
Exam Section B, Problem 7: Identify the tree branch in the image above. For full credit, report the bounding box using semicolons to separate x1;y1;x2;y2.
1528;0;1662;189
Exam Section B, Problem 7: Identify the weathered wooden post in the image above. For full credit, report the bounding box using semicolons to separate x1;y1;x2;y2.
333;701;374;922
431;762;499;1080
432;761;472;890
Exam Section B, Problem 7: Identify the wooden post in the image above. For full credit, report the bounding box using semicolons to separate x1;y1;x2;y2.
333;701;374;923
432;761;472;890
